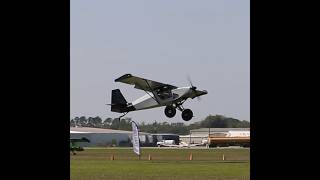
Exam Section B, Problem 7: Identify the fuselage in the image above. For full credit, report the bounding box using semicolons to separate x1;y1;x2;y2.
130;87;207;111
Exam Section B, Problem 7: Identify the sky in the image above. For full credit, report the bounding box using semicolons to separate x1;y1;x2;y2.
70;0;250;124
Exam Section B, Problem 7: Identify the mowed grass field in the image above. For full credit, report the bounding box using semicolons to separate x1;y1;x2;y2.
70;148;250;180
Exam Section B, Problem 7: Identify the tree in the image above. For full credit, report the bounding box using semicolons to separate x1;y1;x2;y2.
70;114;249;134
103;118;112;128
200;115;249;128
73;117;80;127
87;117;94;127
119;117;131;131
79;116;87;126
110;118;120;129
92;116;103;127
70;119;75;127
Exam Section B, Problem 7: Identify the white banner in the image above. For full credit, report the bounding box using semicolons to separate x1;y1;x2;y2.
131;121;140;156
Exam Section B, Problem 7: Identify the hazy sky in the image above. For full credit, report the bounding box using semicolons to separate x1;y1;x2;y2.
71;0;250;124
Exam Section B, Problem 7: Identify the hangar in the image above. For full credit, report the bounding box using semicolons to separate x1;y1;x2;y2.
70;127;151;147
70;127;180;147
179;128;250;144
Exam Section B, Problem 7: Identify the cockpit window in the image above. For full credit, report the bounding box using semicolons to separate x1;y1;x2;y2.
157;91;172;100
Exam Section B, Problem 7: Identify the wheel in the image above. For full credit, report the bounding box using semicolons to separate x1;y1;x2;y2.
164;106;176;118
181;109;193;121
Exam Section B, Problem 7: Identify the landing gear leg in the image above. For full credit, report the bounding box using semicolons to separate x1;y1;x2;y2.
174;101;193;121
175;103;184;112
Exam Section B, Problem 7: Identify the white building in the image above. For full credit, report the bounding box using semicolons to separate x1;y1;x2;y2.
179;128;250;144
70;127;151;147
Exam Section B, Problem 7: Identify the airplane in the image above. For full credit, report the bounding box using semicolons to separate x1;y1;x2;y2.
110;74;208;121
157;141;204;148
70;137;90;155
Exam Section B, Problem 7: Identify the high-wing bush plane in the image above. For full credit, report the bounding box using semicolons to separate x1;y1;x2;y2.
110;74;208;121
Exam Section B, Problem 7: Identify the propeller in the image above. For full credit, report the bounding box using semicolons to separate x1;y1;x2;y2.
187;75;201;101
187;75;195;89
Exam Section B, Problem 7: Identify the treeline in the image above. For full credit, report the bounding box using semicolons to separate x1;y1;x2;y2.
70;115;249;135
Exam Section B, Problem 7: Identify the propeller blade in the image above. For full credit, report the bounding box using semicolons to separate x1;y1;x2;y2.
187;75;197;92
187;75;194;87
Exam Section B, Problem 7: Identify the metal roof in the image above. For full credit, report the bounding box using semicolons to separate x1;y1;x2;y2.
150;133;179;136
70;127;150;134
179;135;207;138
190;128;250;132
70;127;132;134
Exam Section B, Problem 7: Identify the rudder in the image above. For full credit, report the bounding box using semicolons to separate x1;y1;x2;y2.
111;89;129;113
112;89;127;105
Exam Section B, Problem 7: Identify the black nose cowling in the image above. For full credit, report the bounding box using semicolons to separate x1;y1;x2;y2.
190;89;208;99
201;90;208;95
197;90;207;96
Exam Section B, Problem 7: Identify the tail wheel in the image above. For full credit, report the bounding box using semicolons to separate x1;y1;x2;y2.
164;106;176;118
182;109;193;121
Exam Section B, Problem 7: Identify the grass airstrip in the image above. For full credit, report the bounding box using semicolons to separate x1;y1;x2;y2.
70;148;250;180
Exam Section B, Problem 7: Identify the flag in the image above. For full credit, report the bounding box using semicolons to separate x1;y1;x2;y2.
131;121;140;156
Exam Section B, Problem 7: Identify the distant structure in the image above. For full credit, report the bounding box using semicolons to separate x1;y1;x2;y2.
179;128;250;147
150;134;180;145
70;127;179;147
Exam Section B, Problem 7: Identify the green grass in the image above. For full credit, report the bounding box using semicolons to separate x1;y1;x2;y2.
71;148;250;180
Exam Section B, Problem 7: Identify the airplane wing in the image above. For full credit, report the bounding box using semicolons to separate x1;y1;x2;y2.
115;74;178;92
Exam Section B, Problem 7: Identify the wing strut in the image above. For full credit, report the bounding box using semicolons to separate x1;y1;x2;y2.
143;79;160;105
